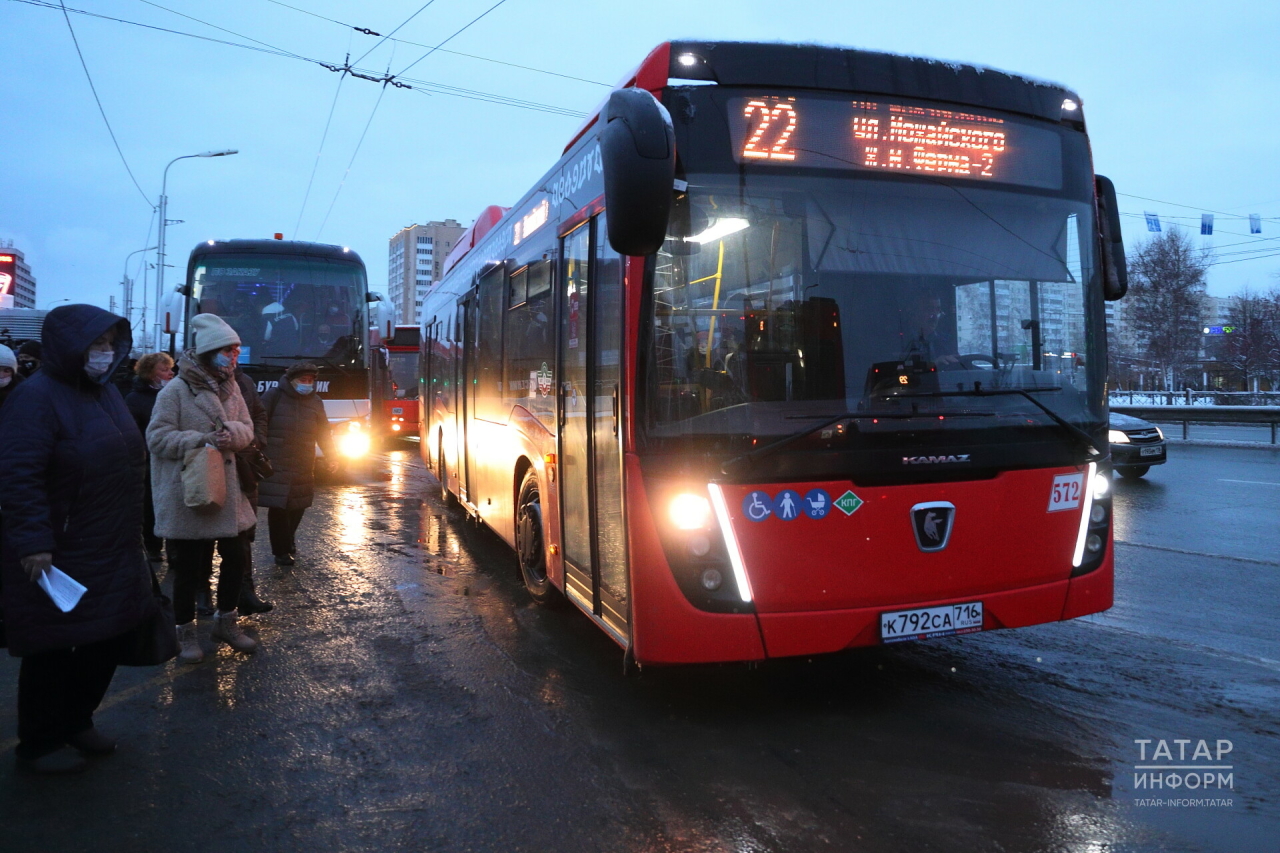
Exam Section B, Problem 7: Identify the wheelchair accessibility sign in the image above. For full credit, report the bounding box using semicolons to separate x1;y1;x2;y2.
741;487;843;522
742;491;773;521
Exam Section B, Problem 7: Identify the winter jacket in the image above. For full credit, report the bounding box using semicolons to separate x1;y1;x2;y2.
0;305;153;656
259;379;336;511
233;368;268;508
147;354;256;540
124;374;161;435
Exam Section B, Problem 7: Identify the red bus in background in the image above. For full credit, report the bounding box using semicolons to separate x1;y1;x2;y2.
373;324;421;440
420;41;1129;668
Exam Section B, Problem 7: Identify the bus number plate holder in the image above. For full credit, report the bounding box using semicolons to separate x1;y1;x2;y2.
880;602;983;644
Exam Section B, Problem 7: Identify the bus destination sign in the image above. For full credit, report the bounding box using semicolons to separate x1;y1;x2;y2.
728;95;1062;189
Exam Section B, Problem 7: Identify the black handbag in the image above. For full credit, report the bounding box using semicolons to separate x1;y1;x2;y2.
117;567;179;666
247;446;274;481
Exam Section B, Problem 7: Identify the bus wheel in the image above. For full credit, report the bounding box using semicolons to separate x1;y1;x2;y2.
516;471;557;605
437;441;456;506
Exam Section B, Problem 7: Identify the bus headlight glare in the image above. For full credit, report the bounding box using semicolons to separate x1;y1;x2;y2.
1091;471;1110;499
339;431;370;458
669;493;712;530
1108;429;1129;444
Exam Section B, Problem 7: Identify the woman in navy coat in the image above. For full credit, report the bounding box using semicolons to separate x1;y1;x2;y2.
0;304;153;774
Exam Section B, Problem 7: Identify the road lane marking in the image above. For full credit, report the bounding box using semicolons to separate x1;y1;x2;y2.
1114;540;1280;567
1218;478;1280;487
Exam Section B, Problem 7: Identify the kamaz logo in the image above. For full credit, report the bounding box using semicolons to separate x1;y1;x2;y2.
902;454;971;465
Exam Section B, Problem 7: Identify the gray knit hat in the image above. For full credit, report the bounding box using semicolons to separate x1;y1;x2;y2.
190;313;241;355
0;344;16;371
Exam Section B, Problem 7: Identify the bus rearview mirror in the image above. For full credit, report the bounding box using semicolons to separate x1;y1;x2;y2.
1095;175;1128;301
600;88;676;257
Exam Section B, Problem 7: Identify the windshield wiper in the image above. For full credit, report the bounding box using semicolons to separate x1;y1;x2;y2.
890;385;1103;462
720;409;992;476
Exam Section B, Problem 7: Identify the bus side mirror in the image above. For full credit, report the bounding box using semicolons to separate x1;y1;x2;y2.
1095;175;1128;301
600;88;676;257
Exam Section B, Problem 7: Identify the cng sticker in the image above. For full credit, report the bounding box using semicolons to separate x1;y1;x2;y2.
834;490;864;516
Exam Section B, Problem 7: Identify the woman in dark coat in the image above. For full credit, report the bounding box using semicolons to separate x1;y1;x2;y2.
259;362;337;565
124;352;175;563
0;305;153;774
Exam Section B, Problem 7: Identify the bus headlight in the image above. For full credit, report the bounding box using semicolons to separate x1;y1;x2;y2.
669;493;712;530
338;422;371;457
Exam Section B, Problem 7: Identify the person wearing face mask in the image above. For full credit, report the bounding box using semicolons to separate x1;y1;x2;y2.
0;305;155;774
124;353;176;565
15;341;41;378
0;343;24;409
147;314;259;664
259;362;338;566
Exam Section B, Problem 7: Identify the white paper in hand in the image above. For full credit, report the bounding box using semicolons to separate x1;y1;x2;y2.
37;566;88;613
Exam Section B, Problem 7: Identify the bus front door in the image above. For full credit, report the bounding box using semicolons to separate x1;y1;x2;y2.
558;216;628;637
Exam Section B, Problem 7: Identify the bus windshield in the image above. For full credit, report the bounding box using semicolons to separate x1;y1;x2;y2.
191;254;366;367
388;350;419;399
643;171;1101;448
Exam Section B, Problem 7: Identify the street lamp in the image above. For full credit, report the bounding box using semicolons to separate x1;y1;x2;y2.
155;149;237;350
43;298;71;310
123;245;156;330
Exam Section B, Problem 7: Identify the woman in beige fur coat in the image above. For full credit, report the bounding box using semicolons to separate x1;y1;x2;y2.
147;314;259;662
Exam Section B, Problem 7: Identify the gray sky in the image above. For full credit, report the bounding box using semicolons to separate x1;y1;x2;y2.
5;0;1279;323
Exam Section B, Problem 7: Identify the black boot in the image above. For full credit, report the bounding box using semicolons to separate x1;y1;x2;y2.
239;567;274;615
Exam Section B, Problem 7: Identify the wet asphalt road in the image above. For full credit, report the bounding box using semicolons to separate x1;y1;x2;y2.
1;444;1277;852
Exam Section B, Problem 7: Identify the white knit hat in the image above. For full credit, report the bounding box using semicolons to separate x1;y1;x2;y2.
0;344;15;371
190;313;241;355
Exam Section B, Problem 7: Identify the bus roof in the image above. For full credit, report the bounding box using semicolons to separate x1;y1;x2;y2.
441;206;509;278
442;39;1082;280
189;239;366;267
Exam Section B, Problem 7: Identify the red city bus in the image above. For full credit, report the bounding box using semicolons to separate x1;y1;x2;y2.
420;41;1130;667
373;324;422;438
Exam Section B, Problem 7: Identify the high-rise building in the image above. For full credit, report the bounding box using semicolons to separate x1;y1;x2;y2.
0;241;37;310
387;220;464;326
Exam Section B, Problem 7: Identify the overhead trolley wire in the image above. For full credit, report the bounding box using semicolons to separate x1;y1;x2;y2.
293;70;349;239
351;0;439;68
1119;191;1280;224
55;0;153;208
13;0;585;117
259;0;609;86
316;0;521;239
314;72;391;241
132;0;311;62
395;0;511;77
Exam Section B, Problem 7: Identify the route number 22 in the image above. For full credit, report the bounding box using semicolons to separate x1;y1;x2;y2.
741;99;798;161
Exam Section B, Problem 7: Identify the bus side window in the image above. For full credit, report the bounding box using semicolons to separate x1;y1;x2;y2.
503;256;555;429
476;263;505;421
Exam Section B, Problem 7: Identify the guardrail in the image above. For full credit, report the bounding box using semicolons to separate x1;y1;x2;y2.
1110;405;1280;444
1110;390;1280;406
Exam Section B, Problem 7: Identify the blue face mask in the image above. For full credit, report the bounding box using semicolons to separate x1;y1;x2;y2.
213;353;232;370
294;382;314;395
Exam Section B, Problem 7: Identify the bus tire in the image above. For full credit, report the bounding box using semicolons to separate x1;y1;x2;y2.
516;471;557;605
438;440;457;506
